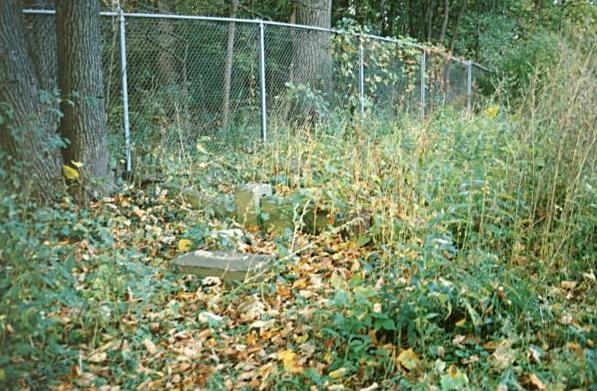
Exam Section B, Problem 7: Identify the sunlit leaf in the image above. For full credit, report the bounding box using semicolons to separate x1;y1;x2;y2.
440;365;469;390
397;348;420;371
177;238;192;252
63;164;79;180
278;349;300;373
329;367;347;379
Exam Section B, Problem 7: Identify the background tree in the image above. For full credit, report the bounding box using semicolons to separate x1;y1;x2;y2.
222;0;239;128
56;0;110;196
292;0;333;89
0;0;62;195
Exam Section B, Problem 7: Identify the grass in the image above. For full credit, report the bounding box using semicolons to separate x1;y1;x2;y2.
0;34;595;390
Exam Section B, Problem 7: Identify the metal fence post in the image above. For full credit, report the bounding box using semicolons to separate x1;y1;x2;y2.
118;8;132;175
420;50;426;120
258;22;267;142
358;35;365;119
466;60;473;112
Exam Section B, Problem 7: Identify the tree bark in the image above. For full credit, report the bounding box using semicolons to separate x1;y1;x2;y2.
56;0;110;197
439;0;450;44
426;0;437;41
27;0;57;93
222;0;238;128
449;0;466;53
293;0;333;88
0;0;62;196
158;0;176;87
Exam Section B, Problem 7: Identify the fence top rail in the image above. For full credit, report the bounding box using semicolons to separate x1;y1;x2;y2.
22;8;487;70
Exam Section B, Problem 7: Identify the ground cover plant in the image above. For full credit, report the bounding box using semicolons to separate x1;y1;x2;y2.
1;5;596;391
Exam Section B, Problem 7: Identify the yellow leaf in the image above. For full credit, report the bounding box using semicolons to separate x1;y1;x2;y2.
292;279;307;289
397;348;420;371
529;373;546;390
324;352;333;364
88;351;107;363
143;338;157;355
329;367;347;379
71;160;84;168
0;368;5;381
177;239;192;252
63;165;79;180
485;105;500;119
278;349;299;373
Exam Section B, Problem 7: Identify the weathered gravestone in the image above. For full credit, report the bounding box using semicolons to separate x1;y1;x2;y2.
173;250;274;280
235;183;272;230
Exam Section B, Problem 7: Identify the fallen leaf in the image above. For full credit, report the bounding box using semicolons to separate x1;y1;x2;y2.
199;311;223;324
329;367;348;379
177;239;192;252
88;351;107;363
278;349;300;373
143;338;157;355
359;383;379;391
440;365;469;390
529;373;546;390
397;348;420;371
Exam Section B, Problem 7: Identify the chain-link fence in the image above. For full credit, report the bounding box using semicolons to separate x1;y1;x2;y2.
23;9;489;175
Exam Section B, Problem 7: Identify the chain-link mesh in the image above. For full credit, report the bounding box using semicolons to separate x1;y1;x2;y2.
124;17;260;168
364;38;422;117
23;10;488;176
264;26;360;133
425;52;469;112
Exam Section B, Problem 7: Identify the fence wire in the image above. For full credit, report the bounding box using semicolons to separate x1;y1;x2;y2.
23;9;489;176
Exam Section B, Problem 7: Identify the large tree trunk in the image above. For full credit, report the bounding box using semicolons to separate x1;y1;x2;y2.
158;0;176;87
27;0;57;93
293;0;333;88
222;0;238;128
56;0;110;197
0;0;62;196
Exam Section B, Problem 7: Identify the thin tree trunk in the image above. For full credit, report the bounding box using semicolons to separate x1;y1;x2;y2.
0;0;62;196
439;0;450;44
449;0;466;53
222;0;238;128
408;0;416;37
426;0;437;41
56;0;110;198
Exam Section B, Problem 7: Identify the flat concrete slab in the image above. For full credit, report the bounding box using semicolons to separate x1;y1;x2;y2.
173;250;274;280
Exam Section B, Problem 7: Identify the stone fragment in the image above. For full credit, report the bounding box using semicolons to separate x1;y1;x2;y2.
261;195;296;232
181;189;234;219
235;183;272;229
173;250;273;280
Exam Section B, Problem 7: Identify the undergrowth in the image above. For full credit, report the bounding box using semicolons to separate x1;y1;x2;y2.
0;33;595;391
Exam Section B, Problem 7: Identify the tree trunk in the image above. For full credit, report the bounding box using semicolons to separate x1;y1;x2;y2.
0;0;62;196
222;0;238;128
27;0;57;93
293;0;333;88
449;0;466;53
439;0;450;44
158;0;176;87
426;0;437;41
56;0;110;197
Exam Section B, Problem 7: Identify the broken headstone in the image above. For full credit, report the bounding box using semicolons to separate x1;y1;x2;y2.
173;250;273;280
235;183;272;230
